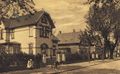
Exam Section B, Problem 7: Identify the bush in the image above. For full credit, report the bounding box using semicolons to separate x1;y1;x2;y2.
0;53;35;68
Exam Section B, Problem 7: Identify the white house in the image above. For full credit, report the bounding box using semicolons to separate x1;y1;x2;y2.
0;10;56;56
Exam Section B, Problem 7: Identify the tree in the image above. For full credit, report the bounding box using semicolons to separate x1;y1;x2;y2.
79;29;102;47
0;0;36;20
87;0;120;59
79;29;94;46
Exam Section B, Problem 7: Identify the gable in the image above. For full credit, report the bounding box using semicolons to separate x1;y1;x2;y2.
41;15;48;24
37;14;52;28
37;15;49;26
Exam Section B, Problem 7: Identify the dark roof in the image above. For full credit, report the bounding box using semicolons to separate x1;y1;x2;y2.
2;10;55;29
57;32;80;44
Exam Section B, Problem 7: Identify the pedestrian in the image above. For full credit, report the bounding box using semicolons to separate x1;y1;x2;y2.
42;54;47;66
27;59;34;69
54;61;58;69
36;54;42;68
61;53;66;64
56;53;61;65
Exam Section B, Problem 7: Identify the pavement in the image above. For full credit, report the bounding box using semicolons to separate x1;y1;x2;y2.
1;58;120;74
61;58;120;74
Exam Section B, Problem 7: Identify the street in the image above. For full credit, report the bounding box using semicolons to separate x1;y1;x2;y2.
62;59;120;74
1;58;120;74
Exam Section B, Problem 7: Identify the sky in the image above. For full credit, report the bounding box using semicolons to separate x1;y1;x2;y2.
34;0;89;35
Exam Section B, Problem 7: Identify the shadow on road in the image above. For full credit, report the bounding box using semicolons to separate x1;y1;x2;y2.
69;69;120;74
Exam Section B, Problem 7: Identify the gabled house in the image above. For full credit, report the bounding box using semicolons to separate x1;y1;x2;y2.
57;30;96;61
57;30;80;54
0;10;56;56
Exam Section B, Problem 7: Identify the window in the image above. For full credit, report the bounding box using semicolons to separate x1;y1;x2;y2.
29;43;33;54
6;30;10;42
45;26;50;37
11;29;14;39
0;29;3;40
39;26;44;37
41;16;47;24
9;46;14;54
29;26;33;37
42;26;47;37
39;26;50;38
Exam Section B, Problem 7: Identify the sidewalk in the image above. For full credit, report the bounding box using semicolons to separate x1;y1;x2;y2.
45;61;100;74
44;58;120;74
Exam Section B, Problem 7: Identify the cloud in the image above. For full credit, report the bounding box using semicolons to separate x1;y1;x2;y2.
34;0;89;33
54;14;75;20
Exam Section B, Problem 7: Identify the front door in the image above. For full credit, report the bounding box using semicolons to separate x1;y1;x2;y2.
40;43;48;55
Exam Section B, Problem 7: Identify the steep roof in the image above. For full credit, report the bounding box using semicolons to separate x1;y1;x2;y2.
2;10;55;29
57;32;80;44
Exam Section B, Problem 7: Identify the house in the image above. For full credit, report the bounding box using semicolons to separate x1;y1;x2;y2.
0;10;56;57
56;30;81;61
51;35;59;56
57;30;80;55
57;30;96;61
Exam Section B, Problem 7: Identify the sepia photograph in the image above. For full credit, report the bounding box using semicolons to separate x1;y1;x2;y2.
0;0;120;74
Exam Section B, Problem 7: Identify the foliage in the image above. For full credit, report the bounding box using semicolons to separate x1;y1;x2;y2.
0;0;36;19
0;52;35;68
79;28;102;47
86;0;120;59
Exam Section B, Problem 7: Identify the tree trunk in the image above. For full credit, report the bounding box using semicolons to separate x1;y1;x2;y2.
109;39;118;59
109;49;114;59
103;37;108;59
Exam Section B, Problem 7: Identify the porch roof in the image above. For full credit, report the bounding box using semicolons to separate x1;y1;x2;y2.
0;42;21;45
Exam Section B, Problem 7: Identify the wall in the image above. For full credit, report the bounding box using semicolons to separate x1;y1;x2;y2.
10;26;36;54
58;45;80;54
0;22;6;43
35;15;53;55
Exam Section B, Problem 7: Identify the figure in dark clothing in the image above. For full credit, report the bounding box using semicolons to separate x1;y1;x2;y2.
54;61;58;69
35;54;42;68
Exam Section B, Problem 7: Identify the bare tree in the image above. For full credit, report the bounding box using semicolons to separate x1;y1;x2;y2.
87;0;120;59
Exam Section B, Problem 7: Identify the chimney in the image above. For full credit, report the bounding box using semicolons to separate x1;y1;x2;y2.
73;29;76;32
59;31;62;34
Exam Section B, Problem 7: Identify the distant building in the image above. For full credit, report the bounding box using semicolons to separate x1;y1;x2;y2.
57;30;96;61
57;30;80;55
0;10;56;56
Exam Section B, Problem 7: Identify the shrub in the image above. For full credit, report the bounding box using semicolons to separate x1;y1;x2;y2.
0;53;35;68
